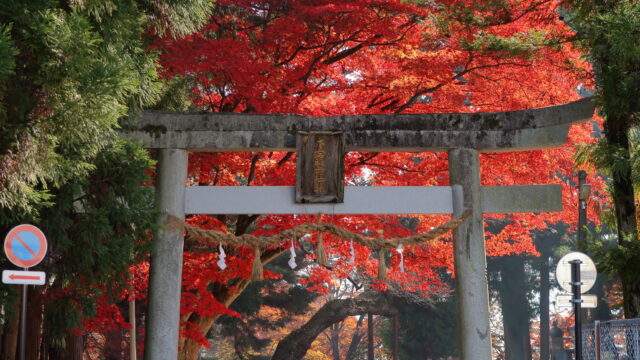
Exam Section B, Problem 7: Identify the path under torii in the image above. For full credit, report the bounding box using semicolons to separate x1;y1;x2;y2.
123;97;595;360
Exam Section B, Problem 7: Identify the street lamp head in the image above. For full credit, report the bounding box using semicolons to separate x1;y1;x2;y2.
579;183;592;201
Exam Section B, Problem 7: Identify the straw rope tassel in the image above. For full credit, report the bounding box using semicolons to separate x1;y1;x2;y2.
377;230;387;281
315;214;328;265
251;247;263;281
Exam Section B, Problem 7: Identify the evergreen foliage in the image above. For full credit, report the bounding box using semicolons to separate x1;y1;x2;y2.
0;0;211;354
0;0;211;216
0;139;157;348
380;296;458;360
568;0;640;316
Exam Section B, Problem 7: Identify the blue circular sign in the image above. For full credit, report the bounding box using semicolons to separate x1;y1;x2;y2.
4;224;48;268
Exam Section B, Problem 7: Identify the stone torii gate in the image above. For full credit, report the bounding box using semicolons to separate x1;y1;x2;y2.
124;97;595;360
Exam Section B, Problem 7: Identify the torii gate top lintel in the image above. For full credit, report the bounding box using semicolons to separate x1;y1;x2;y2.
128;97;594;153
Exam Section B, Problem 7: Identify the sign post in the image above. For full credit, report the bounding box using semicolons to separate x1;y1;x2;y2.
3;224;48;360
555;251;598;360
572;259;583;360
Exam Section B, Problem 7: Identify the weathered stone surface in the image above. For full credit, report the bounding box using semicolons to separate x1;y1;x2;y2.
145;149;187;360
448;148;492;360
482;184;562;213
123;97;594;152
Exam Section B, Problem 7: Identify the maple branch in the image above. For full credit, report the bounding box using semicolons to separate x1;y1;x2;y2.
367;94;395;109
271;291;400;360
393;58;532;113
394;82;447;113
277;152;294;167
487;0;554;27
323;44;365;65
279;17;414;69
322;21;415;66
247;153;261;185
349;152;379;167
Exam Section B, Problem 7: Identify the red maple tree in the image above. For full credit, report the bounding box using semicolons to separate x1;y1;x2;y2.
81;0;608;358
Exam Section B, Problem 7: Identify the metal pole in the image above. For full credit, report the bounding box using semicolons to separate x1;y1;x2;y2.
19;283;27;360
594;320;600;360
130;299;137;360
634;321;639;360
572;259;583;360
578;170;587;246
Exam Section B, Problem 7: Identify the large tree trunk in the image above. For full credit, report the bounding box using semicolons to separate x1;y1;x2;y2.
498;256;532;360
329;324;341;360
103;328;124;360
2;300;20;360
345;315;365;360
604;113;640;318
539;254;550;360
179;314;216;360
26;287;44;360
48;331;83;360
271;292;399;360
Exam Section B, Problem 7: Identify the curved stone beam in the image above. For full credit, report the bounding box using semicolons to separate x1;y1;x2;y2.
124;97;594;152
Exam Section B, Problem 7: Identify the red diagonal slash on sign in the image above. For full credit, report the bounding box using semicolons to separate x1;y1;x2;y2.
9;274;41;280
14;234;37;258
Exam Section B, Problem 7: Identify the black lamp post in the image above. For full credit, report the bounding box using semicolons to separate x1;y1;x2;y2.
577;170;591;246
575;170;591;360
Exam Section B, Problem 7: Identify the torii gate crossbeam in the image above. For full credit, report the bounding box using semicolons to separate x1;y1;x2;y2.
123;97;595;360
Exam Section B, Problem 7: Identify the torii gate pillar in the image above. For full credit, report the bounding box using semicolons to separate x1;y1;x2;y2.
144;149;188;360
449;148;492;359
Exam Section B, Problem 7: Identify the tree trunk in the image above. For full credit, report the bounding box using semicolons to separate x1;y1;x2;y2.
26;287;44;360
48;331;83;360
104;328;124;360
621;271;640;318
592;275;612;322
345;315;365;360
2;300;20;360
604;113;640;318
178;314;216;360
271;292;398;360
68;332;84;360
498;256;532;360
330;324;341;360
539;255;550;360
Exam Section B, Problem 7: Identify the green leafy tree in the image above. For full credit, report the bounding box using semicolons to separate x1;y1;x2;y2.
0;0;211;217
0;1;211;358
569;0;640;317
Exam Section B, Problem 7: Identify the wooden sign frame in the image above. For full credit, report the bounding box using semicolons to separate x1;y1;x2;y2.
296;131;345;203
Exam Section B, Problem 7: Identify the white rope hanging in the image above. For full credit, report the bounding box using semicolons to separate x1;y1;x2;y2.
397;243;404;273
217;243;227;270
288;238;297;269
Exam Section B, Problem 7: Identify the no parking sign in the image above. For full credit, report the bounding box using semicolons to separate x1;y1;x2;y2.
4;224;48;268
3;224;48;360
